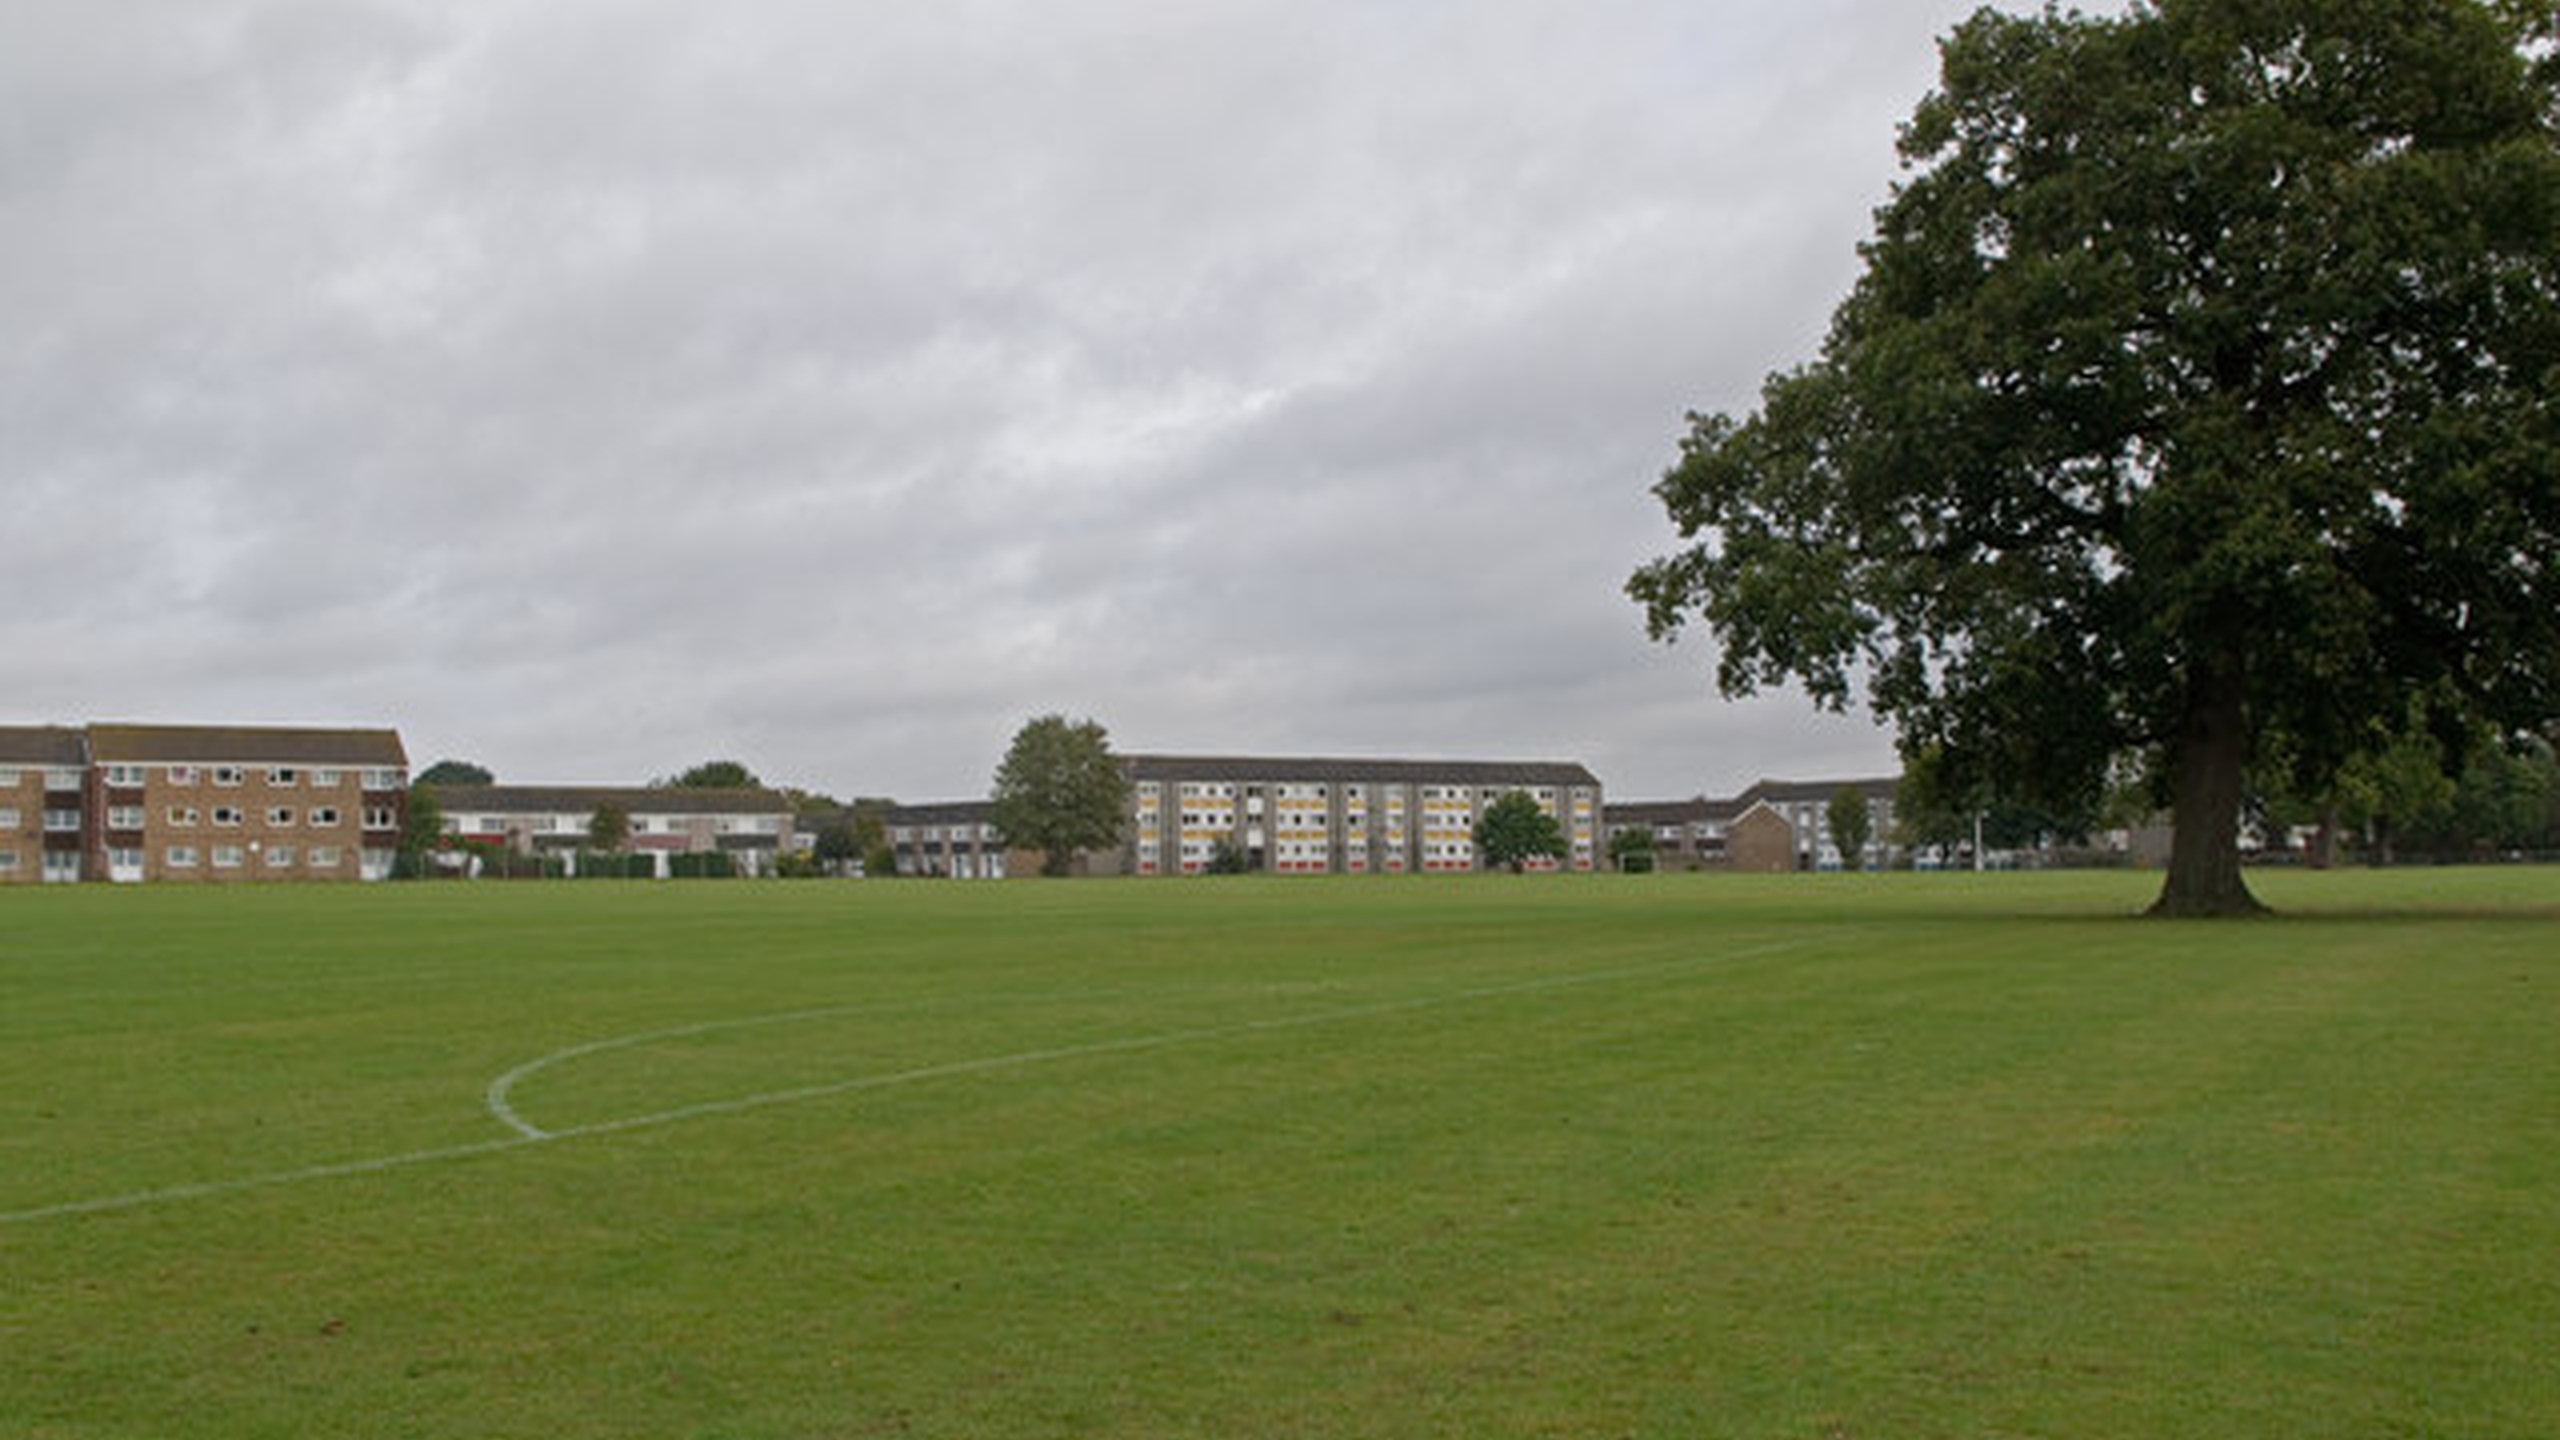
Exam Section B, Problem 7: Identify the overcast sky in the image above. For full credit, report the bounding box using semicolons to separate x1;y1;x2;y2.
7;1;2053;802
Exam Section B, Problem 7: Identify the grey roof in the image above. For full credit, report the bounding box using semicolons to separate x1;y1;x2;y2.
888;800;997;827
0;726;89;765
85;723;407;767
1604;797;1746;826
425;784;792;816
1733;776;1900;805
1122;754;1602;789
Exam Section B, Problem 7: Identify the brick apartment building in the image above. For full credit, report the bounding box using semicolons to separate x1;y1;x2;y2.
1;723;409;884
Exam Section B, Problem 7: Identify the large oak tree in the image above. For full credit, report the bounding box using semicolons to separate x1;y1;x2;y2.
1631;0;2560;915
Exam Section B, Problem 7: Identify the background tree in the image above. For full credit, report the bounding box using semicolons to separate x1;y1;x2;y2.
588;800;631;853
1826;787;1875;871
989;715;1130;877
1608;825;1658;874
658;760;760;789
398;785;444;878
1474;790;1567;874
415;759;493;787
1631;0;2560;916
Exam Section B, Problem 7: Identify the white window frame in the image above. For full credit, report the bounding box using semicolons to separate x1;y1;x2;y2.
212;766;245;787
166;846;198;868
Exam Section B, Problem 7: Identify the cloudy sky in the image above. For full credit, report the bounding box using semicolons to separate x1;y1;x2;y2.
8;0;2042;803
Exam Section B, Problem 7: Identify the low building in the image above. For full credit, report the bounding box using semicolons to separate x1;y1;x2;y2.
1114;754;1603;877
2;722;408;883
429;784;793;877
1601;797;1746;870
885;801;1016;879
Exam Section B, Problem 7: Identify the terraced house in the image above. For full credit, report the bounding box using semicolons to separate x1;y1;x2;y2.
429;785;794;877
1117;755;1603;877
1;723;409;883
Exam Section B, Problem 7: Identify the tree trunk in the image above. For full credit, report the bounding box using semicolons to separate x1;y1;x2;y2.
2148;669;2266;918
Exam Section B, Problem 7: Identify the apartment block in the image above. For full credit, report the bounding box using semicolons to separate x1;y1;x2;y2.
1;723;408;883
1117;755;1602;877
0;726;92;885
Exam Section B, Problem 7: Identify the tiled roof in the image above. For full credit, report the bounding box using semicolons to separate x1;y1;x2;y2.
424;784;792;816
81;723;407;766
1122;754;1602;789
0;726;89;765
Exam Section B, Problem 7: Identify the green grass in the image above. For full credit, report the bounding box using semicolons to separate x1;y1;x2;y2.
4;869;2555;1438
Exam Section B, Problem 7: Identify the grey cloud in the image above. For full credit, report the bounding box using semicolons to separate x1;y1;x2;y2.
5;0;2049;800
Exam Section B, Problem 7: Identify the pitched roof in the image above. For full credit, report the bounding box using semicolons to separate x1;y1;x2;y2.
0;726;89;765
83;723;407;766
1122;754;1602;789
424;784;792;816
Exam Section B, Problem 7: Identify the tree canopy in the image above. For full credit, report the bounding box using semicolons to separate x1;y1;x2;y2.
416;759;494;787
1630;0;2560;915
1474;790;1568;874
1826;787;1875;871
657;760;760;790
990;715;1130;877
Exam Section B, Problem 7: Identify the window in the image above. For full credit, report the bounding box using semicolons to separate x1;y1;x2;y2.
360;848;394;880
105;764;147;787
107;806;144;830
360;768;403;791
266;767;298;786
311;769;342;787
166;846;198;868
0;768;18;785
45;767;83;790
213;766;244;786
167;765;198;785
212;845;245;868
268;807;296;826
0;807;16;828
213;807;243;827
166;806;199;827
266;846;295;868
309;846;341;869
309;806;340;827
44;809;81;833
108;846;144;874
363;807;396;829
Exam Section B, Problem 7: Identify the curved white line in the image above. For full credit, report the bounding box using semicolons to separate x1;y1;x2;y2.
3;941;1799;1226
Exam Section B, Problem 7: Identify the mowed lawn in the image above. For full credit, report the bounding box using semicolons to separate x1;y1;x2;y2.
3;871;2555;1439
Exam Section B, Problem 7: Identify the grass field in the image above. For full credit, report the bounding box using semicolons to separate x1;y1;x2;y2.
4;869;2556;1438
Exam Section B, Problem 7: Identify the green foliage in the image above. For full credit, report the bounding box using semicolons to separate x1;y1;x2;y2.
1203;838;1251;875
1474;790;1568;873
414;759;493;786
657;760;760;790
1607;826;1657;873
989;714;1130;876
862;841;898;878
586;800;631;853
1826;787;1875;870
666;851;736;879
1631;0;2560;916
397;785;442;869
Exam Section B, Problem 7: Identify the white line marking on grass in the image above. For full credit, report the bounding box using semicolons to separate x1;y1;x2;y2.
2;941;1798;1226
